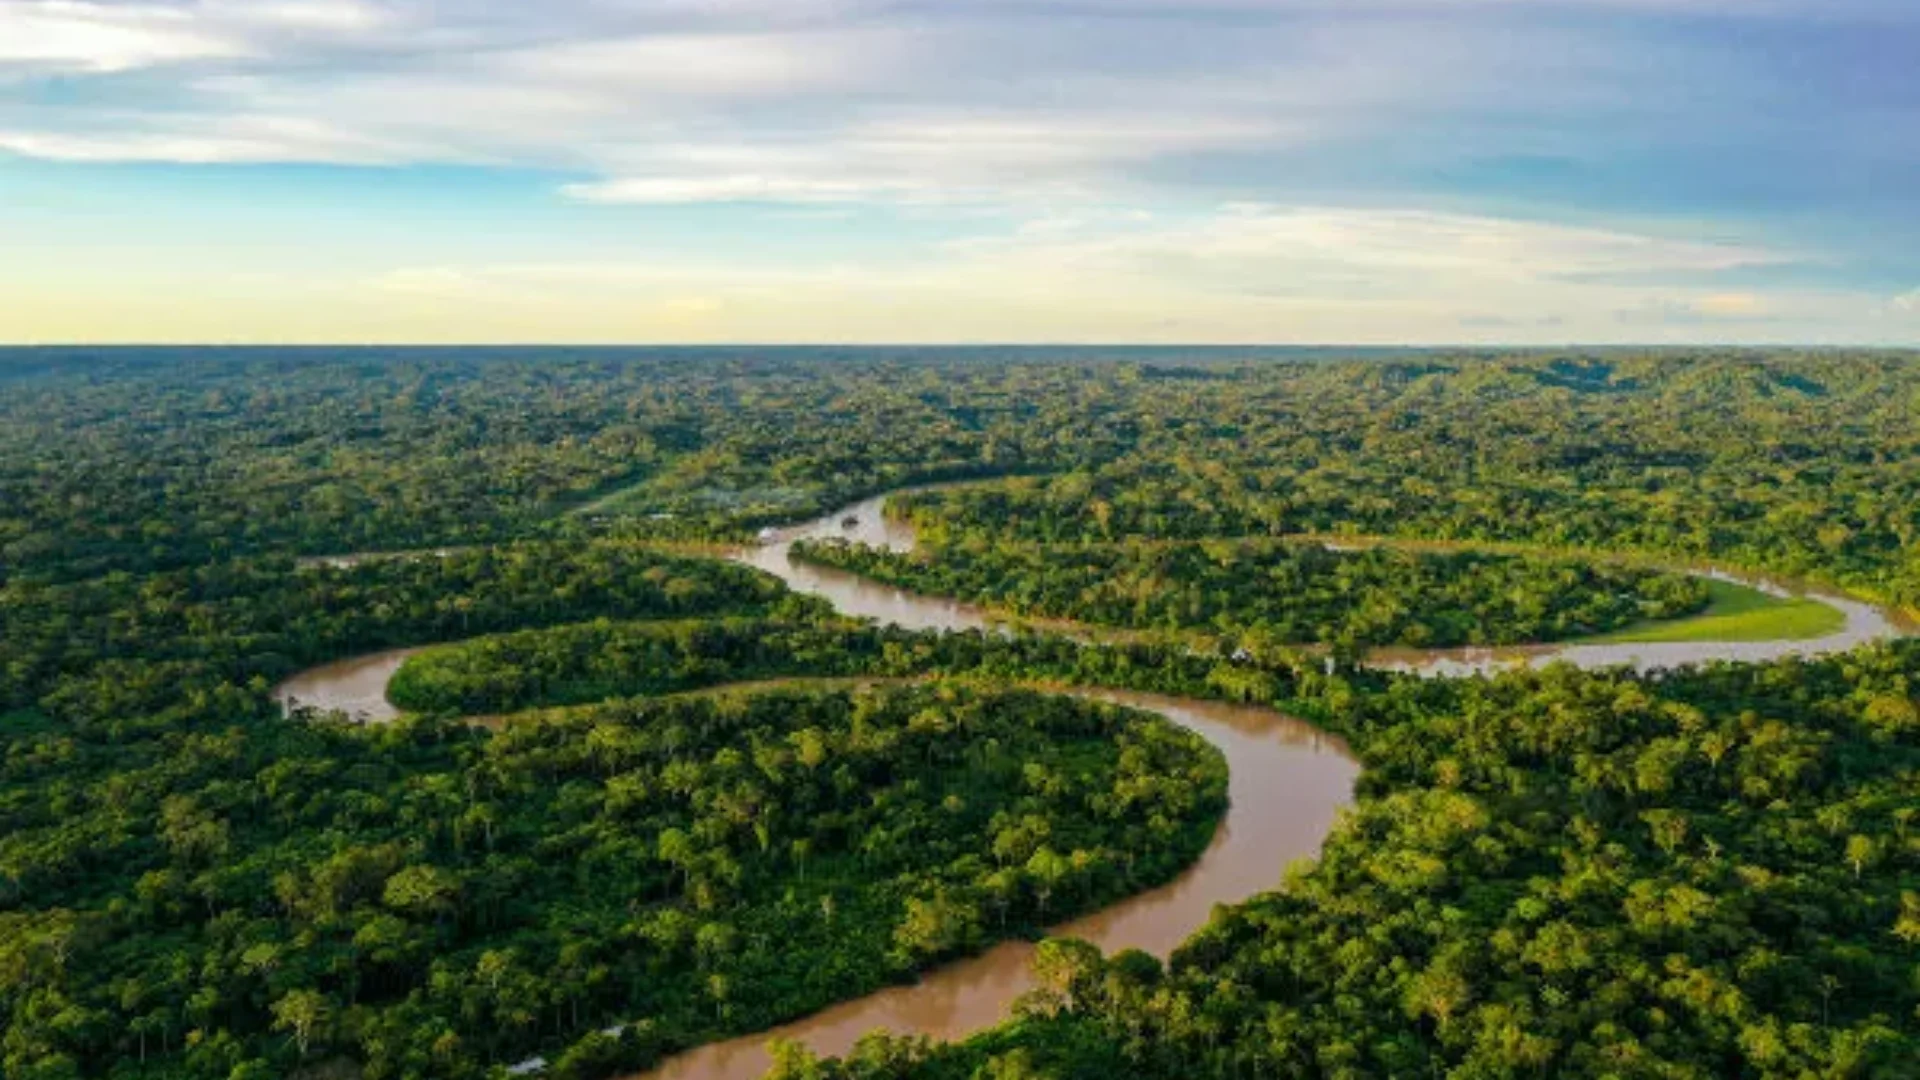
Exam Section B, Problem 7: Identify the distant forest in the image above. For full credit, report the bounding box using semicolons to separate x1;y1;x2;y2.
5;348;1919;610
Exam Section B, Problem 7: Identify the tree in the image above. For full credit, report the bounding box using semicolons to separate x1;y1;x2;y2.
1024;848;1072;915
1032;938;1104;1014
271;989;330;1057
1893;892;1920;945
1404;957;1472;1033
893;890;982;963
383;864;461;923
1844;834;1877;879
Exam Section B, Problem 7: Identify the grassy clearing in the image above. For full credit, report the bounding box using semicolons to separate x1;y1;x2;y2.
1587;579;1846;644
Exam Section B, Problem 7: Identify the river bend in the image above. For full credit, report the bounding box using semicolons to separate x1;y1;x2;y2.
273;490;1910;1079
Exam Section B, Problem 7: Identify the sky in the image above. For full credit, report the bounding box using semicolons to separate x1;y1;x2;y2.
0;0;1916;345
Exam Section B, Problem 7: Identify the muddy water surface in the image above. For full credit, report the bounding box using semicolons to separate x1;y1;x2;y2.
273;646;420;723
734;494;1005;634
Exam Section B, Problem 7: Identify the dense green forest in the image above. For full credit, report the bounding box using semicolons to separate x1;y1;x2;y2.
383;614;1332;723
3;348;1919;1080
767;643;1920;1080
0;350;1071;580
872;359;1920;613
790;537;1709;648
3;674;1225;1079
8;350;1920;612
0;541;1283;1078
0;540;804;714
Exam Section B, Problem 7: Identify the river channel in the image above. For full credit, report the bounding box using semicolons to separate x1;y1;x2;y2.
272;490;1909;1078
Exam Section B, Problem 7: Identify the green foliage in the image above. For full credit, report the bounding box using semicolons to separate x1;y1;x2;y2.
387;618;886;716
7;348;1920;1080
0;350;1082;580
13;350;1920;613
1591;579;1847;643
793;536;1708;648
0;539;801;712
0;681;1225;1079
384;616;1322;720
877;645;1920;1079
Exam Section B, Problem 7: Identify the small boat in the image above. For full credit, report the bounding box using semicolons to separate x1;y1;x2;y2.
841;515;860;529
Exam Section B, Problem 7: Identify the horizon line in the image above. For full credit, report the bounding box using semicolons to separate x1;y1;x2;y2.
2;342;1915;352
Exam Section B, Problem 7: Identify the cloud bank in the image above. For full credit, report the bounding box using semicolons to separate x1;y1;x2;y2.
0;0;1915;342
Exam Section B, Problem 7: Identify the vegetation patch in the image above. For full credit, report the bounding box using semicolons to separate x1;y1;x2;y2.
386;616;1314;720
778;643;1920;1080
792;536;1709;649
0;540;802;713
1585;579;1846;643
0;678;1225;1079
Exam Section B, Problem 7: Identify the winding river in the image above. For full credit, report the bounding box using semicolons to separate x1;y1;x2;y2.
1367;567;1910;678
273;490;1912;1079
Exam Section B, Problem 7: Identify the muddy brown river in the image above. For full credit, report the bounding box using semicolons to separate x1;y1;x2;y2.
272;490;1910;1079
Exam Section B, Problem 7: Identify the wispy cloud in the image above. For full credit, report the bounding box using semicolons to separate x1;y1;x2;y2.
940;206;1789;289
562;175;933;206
560;112;1283;206
0;2;244;72
331;204;1839;344
1;0;1915;342
0;1;403;73
0;116;431;164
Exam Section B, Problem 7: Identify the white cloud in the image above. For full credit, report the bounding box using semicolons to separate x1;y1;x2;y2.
0;0;1902;221
562;175;935;205
564;113;1282;206
0;0;1910;347
495;31;887;97
0;1;406;73
0;1;1525;186
0;2;244;72
4;197;1889;344
386;206;1791;301
946;207;1787;289
224;1;390;33
324;204;1835;345
373;267;485;298
0;117;433;164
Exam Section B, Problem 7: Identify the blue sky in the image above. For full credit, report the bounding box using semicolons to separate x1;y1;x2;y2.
1;0;1916;344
